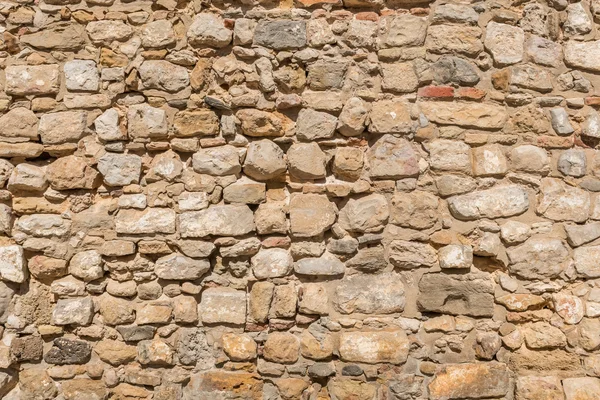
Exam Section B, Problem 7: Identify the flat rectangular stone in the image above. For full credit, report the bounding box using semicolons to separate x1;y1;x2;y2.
5;65;60;95
419;101;507;129
339;330;409;364
115;208;176;235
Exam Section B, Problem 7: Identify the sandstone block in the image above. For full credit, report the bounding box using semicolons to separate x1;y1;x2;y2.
338;193;388;233
507;237;571;280
155;253;210;280
5;65;60;95
429;362;510;400
289;194;336;237
200;288;246;325
115;208;176;235
448;185;529;220
52;297;94;326
187;14;232;48
192;145;241;176
0;108;39;143
64;60;99;92
38;111;86;145
179;205;255;237
339;330;409;364
334;272;404;314
367;135;419;179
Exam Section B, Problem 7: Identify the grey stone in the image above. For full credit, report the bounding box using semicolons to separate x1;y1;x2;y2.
431;56;480;86
558;149;586;177
117;325;156;342
254;20;306;50
296;109;337;140
484;22;524;65
192;145;241;176
418;273;495;317
565;223;600;247
0;245;26;283
550;108;574;135
251;248;293;279
200;288;246;325
64;60;99;91
97;153;142;186
139;61;190;93
155;253;210;280
44;338;92;365
388;240;437;269
52;297;94;326
69;250;103;282
338;194;389;233
538;178;590;222
380;15;427;47
448;185;529;220
565;2;592;35
179;205;255;237
294;253;345;276
187;13;232;48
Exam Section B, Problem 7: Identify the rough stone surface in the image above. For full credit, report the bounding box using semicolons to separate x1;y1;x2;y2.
0;1;597;396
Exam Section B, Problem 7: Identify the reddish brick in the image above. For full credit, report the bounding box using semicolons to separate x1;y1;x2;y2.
331;10;353;20
296;0;340;7
536;135;574;149
223;19;235;29
585;96;600;106
261;236;291;248
356;12;379;21
456;87;486;101
410;7;430;16
418;86;454;99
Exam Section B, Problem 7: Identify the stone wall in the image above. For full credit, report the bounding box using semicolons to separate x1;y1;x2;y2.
1;0;600;398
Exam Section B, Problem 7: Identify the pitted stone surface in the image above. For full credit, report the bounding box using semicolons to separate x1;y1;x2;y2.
0;1;598;398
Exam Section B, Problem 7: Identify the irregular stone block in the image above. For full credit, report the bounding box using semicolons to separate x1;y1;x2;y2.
5;65;60;95
200;288;246;325
179;205;255;237
115;208;176;235
334;272;405;314
448;185;529;220
429;362;510;400
339;330;409;364
418;273;494;317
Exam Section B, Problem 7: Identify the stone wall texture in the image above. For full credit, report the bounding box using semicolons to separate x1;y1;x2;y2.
2;0;600;398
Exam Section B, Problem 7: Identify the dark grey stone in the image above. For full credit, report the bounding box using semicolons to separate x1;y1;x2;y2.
253;21;306;50
44;338;91;365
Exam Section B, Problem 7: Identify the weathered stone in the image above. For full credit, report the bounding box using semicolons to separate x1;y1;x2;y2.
431;56;480;86
64;60;99;92
222;333;257;361
173;109;219;137
418;273;494;317
263;332;300;364
86;20;133;44
200;288;246;325
558;149;586;177
339;331;409;364
251;248;293;279
183;372;263;400
116;208;176;234
507;237;571;280
38;111;86;145
45;338;92;364
538;178;590;222
192;145;241;176
141;20;176;49
254;20;306;50
98;153;141;186
574;245;600;278
94;339;137;365
46;155;98;190
296;108;337;140
381;62;418;93
294;253;345;276
288;194;336;237
0;108;39;143
565;2;592;35
61;379;108;400
426;25;483;55
94;108;126;142
388;240;437;269
380;15;427;48
243;139;286;181
20;22;86;51
526;36;563;68
223;177;266;204
337;97;368;137
187;14;232;48
338;194;388;233
127;104;168;139
138;339;174;366
139;61;189;93
563;377;600;400
439;245;473;270
429;362;510;400
509;145;550;174
368;100;413;134
420;101;507;129
485;22;524;65
367;135;419;179
448;185;529;220
565;40;600;72
0;245;27;283
155;253;210;280
237;109;284;137
390;191;438;229
287;142;327;180
553;293;584;324
472;145;508;176
5;65;60;95
516;376;564;400
335;272;404;314
67;250;103;282
179;205;255;237
19;369;57;400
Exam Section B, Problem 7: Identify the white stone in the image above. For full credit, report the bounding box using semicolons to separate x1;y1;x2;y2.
64;60;99;91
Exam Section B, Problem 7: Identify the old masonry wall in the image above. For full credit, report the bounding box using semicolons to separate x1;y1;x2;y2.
2;0;600;398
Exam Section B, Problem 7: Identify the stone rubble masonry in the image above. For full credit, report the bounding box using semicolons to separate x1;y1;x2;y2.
1;0;600;399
